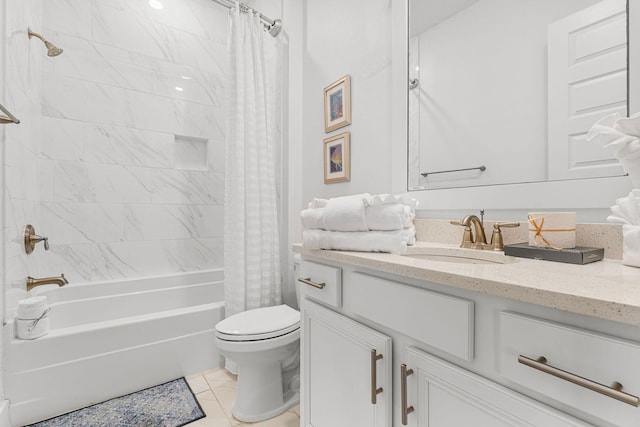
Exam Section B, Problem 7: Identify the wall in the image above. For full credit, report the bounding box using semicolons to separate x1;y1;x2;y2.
393;0;637;221
0;0;7;408
299;0;636;225
301;0;394;206
4;0;230;291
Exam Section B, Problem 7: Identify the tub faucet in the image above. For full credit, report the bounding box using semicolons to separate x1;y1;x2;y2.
27;274;68;291
450;215;488;249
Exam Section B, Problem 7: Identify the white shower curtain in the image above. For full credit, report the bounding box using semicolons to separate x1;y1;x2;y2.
224;6;282;317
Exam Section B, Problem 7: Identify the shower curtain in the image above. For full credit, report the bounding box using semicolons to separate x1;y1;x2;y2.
224;6;282;317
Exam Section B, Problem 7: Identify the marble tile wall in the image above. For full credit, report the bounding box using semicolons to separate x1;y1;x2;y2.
3;0;242;288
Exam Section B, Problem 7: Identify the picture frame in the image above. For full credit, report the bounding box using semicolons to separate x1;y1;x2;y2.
324;132;350;184
323;75;351;133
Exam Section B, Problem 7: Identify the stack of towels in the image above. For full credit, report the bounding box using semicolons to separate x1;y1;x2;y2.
587;111;640;187
608;189;640;268
588;112;640;268
301;193;417;254
15;296;50;340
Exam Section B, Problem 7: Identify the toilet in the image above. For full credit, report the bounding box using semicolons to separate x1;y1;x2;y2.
215;303;301;422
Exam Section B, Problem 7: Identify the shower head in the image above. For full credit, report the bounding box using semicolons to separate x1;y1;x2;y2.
28;28;63;57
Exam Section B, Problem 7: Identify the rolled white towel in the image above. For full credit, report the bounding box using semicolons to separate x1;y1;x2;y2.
17;296;48;319
15;296;50;340
302;226;415;254
321;193;372;232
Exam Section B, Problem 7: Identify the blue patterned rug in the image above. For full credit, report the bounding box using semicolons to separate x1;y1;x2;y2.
26;378;205;427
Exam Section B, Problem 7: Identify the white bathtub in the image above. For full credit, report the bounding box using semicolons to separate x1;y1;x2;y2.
3;269;225;427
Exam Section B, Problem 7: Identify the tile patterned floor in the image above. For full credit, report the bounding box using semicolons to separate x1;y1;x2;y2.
185;368;300;427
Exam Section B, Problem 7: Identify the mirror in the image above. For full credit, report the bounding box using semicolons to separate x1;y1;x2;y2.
408;0;628;191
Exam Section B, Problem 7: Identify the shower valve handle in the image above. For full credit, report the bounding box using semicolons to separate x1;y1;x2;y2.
24;225;50;253
33;235;49;250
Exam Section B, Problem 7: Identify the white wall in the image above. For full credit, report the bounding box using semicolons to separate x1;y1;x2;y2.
393;0;636;221
301;0;395;207
0;0;6;407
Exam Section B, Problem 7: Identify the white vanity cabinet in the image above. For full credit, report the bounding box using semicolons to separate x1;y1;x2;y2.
302;300;392;427
299;260;392;427
297;254;640;427
404;347;589;427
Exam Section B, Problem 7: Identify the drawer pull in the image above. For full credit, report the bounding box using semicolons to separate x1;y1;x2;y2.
518;355;640;407
298;277;325;289
401;363;415;425
370;349;384;404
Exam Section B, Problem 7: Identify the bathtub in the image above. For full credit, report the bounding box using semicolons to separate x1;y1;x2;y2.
3;269;225;427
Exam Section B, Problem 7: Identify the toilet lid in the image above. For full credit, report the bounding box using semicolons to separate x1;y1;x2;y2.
216;304;300;341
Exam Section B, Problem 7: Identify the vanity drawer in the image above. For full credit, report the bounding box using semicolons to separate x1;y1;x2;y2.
346;272;474;361
298;260;342;308
499;312;640;427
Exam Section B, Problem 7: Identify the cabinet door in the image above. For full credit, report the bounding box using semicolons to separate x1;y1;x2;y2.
302;299;392;427
403;347;589;427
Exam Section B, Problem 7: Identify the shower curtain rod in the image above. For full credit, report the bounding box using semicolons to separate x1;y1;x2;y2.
210;0;282;37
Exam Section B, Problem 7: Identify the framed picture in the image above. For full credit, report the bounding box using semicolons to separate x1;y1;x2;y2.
324;132;350;184
323;75;351;133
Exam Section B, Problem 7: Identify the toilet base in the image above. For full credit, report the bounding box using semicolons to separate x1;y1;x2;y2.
231;360;300;422
232;390;299;423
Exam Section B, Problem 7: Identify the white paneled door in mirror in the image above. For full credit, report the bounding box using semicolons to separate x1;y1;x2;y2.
408;0;628;190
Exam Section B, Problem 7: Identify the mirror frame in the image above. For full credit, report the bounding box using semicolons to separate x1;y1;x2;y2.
391;0;637;214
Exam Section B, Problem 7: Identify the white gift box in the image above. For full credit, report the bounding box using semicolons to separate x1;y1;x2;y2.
528;212;576;249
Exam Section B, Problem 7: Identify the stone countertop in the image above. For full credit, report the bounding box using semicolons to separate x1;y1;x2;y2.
293;242;640;326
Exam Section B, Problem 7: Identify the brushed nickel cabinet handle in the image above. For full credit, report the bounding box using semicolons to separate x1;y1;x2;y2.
298;277;325;289
518;355;640;407
371;349;384;404
401;363;415;425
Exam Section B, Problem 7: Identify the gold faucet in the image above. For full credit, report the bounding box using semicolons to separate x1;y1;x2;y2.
451;215;520;251
450;215;488;249
26;274;68;291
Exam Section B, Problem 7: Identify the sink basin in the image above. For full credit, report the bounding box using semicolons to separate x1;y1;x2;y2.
402;246;517;265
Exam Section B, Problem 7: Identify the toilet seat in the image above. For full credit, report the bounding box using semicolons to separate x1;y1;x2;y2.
216;304;300;342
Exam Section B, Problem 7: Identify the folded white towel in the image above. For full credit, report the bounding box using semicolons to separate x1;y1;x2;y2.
364;194;419;210
622;225;640;268
302;193;418;232
365;204;414;230
320;193;372;232
300;207;325;230
302;226;416;254
587;112;640;187
308;198;328;209
608;190;640;268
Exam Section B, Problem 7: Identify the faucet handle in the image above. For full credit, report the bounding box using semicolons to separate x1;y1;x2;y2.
494;221;520;228
24;225;49;254
490;222;521;251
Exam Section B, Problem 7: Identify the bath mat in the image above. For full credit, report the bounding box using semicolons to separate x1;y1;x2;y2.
25;377;205;427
